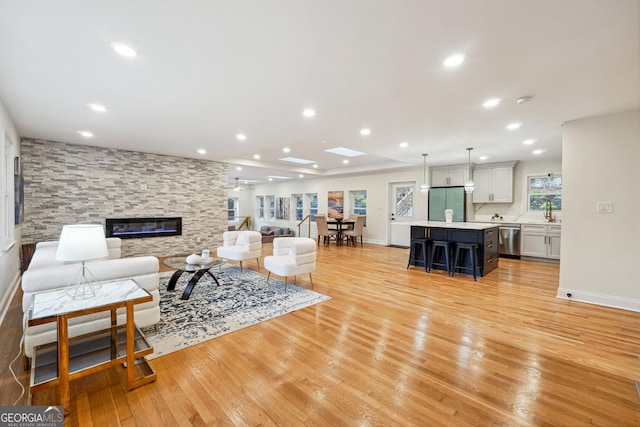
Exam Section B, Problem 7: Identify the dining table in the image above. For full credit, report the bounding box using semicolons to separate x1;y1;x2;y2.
327;218;355;246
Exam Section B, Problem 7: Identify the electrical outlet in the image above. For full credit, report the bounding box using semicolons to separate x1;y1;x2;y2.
596;202;613;213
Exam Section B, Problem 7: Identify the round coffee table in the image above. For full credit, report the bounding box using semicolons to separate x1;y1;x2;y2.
163;256;226;300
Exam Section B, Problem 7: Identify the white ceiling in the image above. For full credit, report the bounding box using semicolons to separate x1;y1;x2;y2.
1;0;638;186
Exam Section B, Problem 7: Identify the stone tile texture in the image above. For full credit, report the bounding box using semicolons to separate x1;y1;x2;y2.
21;138;228;257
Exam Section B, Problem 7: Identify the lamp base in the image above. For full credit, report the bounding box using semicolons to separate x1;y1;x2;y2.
65;261;102;300
66;281;102;300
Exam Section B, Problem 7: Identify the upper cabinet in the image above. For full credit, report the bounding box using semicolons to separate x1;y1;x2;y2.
472;161;518;203
430;164;469;187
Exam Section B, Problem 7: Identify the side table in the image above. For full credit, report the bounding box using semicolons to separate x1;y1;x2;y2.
28;279;157;413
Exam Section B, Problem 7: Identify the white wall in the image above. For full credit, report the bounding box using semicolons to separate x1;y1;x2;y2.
249;168;427;245
472;158;563;221
558;109;640;311
241;157;562;245
0;96;21;326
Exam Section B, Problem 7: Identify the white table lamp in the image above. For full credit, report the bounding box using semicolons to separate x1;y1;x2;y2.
55;224;109;299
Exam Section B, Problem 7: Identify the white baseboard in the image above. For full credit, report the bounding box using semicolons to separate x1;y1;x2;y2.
0;271;21;327
557;288;640;312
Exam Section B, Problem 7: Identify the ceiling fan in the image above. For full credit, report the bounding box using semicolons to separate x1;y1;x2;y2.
225;177;243;191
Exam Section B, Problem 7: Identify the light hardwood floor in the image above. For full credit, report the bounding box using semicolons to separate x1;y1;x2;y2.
2;242;640;426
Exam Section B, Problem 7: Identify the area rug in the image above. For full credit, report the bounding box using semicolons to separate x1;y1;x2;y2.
140;265;330;359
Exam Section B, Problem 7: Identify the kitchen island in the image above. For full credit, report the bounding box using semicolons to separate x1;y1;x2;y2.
409;221;500;277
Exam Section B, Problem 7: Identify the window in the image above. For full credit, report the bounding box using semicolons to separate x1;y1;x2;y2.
351;190;367;216
265;195;275;220
395;185;414;217
528;174;562;212
256;196;264;220
2;130;15;249
307;193;318;221
293;194;303;221
227;197;239;221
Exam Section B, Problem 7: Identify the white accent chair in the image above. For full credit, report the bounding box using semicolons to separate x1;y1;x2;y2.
216;230;262;272
264;237;317;291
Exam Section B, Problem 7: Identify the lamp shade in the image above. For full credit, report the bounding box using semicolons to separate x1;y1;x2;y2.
55;224;109;262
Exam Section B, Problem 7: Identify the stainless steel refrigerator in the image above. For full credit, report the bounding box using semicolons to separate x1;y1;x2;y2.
428;186;466;222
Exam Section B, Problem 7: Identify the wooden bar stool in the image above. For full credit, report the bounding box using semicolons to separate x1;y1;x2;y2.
453;242;481;281
407;238;430;270
428;240;452;276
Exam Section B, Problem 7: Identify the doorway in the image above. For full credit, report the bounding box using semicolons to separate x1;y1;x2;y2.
388;181;416;247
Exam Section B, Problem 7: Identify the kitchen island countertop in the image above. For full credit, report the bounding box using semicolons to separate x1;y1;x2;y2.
407;221;500;230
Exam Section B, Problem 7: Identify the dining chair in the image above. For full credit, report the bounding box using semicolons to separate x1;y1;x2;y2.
313;215;338;246
342;215;365;246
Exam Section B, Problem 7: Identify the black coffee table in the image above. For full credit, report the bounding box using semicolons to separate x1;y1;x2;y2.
163;256;226;300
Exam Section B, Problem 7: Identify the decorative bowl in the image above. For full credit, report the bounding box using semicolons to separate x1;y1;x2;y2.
186;253;201;264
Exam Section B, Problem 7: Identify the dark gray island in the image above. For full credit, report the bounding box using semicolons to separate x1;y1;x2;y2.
410;221;500;277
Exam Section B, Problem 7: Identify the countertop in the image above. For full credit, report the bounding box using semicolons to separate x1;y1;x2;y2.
408;221;500;230
471;219;562;226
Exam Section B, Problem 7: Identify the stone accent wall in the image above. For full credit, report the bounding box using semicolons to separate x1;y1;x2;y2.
20;138;228;257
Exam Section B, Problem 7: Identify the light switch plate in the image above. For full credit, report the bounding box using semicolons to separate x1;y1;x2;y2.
597;202;613;213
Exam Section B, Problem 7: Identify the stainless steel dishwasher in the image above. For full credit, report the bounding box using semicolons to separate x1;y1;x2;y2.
498;223;521;258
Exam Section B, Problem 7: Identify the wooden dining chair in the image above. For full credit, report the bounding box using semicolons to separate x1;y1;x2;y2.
313;215;338;246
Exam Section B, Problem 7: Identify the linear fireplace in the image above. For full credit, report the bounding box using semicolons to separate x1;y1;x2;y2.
105;217;182;239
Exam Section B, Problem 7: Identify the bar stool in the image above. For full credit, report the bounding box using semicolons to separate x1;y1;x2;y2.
407;238;430;270
428;240;452;276
453;242;481;281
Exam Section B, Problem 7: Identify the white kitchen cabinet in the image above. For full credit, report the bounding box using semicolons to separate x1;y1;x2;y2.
472;162;517;203
431;164;468;187
521;224;561;260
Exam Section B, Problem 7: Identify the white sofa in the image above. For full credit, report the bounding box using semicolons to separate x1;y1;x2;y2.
21;237;160;359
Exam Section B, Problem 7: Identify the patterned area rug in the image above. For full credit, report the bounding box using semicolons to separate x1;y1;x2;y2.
141;265;330;359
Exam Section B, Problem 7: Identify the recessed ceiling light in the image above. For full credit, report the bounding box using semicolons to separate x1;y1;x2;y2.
483;98;501;108
76;130;93;138
313;164;318;168
253;154;261;159
399;142;409;148
303;109;315;117
360;128;371;136
444;53;465;67
236;134;247;141
523;139;536;145
299;174;304;178
283;147;291;153
236;166;242;171
324;147;366;157
343;159;349;164
507;122;522;130
87;103;107;112
479;156;488;160
268;178;273;181
197;149;206;155
533;149;544;155
280;157;315;164
111;43;137;57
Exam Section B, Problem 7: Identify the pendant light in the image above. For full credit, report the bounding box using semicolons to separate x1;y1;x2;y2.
420;153;429;194
464;147;474;193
